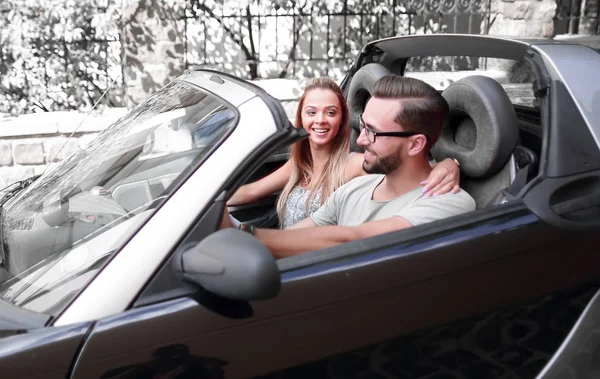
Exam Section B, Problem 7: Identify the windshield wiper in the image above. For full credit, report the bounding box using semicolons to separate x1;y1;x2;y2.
0;174;41;207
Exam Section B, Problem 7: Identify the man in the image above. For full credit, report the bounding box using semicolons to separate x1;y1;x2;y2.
222;75;475;257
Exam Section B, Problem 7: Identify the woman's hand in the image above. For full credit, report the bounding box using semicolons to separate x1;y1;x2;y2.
422;158;460;196
220;206;234;229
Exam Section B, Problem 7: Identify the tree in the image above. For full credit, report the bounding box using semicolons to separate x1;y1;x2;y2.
187;0;329;79
0;0;123;115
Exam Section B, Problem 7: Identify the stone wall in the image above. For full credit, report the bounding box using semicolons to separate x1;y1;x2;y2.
488;0;557;38
0;78;305;190
580;0;599;34
0;109;127;189
122;0;185;108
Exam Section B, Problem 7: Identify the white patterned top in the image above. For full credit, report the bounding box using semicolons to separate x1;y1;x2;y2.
280;153;355;228
281;185;323;229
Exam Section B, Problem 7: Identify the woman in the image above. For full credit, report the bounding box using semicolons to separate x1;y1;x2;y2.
228;77;459;228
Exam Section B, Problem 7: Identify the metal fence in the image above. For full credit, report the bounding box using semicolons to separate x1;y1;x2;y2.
555;0;600;35
183;0;492;79
1;0;496;115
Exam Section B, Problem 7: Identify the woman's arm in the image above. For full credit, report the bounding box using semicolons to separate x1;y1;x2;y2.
227;160;293;206
423;158;460;195
344;153;366;182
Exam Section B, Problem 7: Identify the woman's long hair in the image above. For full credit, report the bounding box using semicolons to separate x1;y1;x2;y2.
276;78;351;225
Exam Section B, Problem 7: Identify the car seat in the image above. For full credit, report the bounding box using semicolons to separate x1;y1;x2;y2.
432;75;526;208
346;65;536;208
346;63;392;153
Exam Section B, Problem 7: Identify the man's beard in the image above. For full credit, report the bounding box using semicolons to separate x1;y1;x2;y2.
362;148;403;174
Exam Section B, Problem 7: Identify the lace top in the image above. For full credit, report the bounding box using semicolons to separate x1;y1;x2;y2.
281;185;323;229
280;153;355;228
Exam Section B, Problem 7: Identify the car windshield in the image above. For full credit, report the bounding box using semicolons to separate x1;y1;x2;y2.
0;80;237;316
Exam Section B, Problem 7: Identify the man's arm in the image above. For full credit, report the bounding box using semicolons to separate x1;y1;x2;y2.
254;216;412;258
288;217;317;229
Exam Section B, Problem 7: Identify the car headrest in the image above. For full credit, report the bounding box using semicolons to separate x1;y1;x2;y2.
431;75;519;179
346;63;391;152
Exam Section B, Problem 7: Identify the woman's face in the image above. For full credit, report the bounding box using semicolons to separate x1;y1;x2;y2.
300;88;343;147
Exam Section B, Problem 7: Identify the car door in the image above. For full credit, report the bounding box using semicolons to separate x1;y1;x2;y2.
68;103;600;379
227;144;290;228
64;197;600;379
0;306;92;379
535;288;600;379
69;51;600;379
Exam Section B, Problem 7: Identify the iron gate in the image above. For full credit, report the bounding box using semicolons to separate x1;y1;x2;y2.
555;0;600;34
184;0;492;79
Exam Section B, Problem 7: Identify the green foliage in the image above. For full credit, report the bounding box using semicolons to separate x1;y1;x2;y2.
0;0;124;115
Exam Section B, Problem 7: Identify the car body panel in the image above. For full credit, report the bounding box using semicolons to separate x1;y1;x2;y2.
535;288;600;379
532;44;600;148
175;70;257;108
70;204;600;378
263;283;598;379
366;34;531;61
0;322;92;379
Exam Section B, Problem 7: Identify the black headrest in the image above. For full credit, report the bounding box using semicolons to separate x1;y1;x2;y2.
432;75;519;179
346;64;391;151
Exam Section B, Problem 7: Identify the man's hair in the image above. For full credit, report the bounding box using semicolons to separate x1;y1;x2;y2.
373;75;449;153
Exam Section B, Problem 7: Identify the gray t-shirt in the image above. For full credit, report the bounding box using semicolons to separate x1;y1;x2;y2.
311;174;475;227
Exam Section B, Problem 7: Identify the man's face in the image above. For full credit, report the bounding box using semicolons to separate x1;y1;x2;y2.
357;97;407;174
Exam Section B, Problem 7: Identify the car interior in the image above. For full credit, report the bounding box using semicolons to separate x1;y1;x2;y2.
346;60;541;209
229;55;543;233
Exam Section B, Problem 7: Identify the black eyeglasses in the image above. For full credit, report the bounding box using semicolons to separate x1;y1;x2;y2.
358;114;428;144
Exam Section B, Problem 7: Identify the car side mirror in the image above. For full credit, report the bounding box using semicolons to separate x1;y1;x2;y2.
177;228;280;301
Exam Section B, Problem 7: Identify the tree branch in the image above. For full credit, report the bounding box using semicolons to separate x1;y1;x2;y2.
190;0;254;61
245;4;257;60
279;1;308;78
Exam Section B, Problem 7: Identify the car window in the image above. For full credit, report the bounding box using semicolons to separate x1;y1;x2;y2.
404;56;537;108
0;81;237;316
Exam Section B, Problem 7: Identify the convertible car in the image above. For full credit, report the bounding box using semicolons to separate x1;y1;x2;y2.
1;34;599;378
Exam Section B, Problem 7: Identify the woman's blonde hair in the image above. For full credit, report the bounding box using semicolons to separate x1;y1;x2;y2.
276;77;351;225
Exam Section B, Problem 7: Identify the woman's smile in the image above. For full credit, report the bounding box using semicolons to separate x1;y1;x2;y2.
311;127;331;135
302;88;342;146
